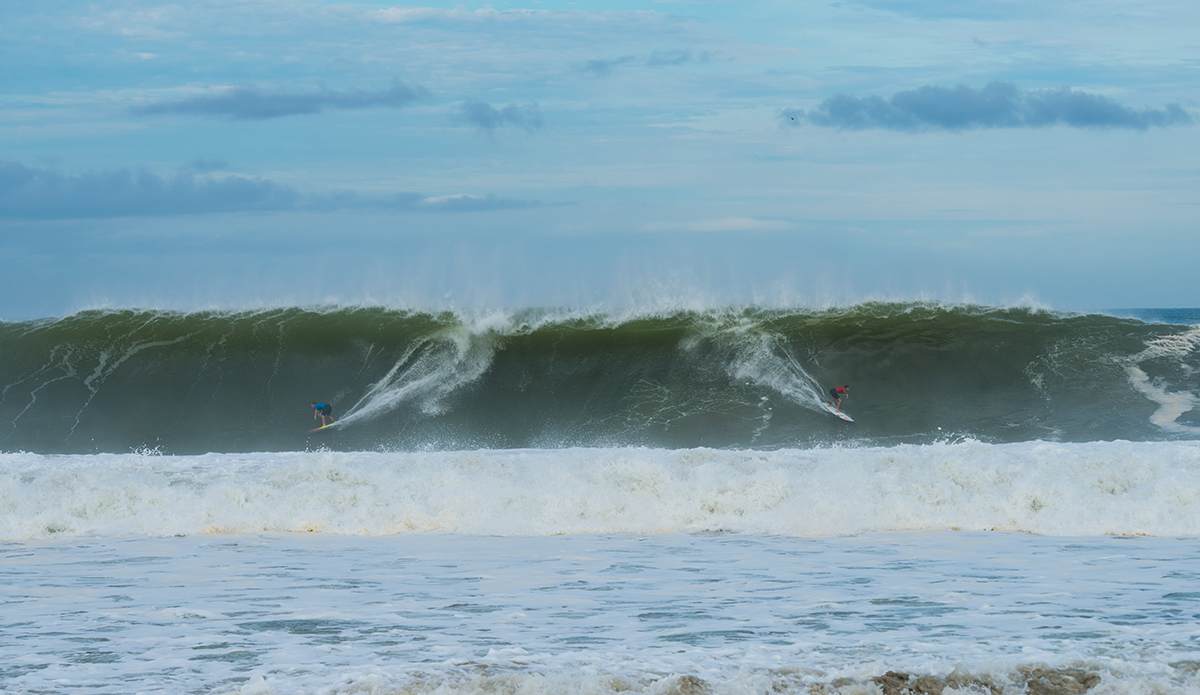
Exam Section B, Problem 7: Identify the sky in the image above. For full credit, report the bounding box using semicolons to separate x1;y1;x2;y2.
1;0;1198;319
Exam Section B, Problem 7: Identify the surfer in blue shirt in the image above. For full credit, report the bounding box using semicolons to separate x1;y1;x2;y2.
828;385;849;412
311;402;335;427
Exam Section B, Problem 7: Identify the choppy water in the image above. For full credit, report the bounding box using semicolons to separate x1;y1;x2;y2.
5;532;1200;694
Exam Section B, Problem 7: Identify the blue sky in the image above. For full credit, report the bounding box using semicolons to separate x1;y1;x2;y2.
2;0;1197;318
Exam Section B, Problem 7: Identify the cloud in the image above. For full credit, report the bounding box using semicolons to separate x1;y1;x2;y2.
582;56;638;78
785;81;1194;131
185;158;229;173
646;49;704;67
0;161;298;220
133;79;426;120
581;49;711;77
0;161;544;220
409;193;542;212
458;100;543;134
365;192;543;212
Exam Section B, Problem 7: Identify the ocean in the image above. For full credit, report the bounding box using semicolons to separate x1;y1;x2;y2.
2;303;1199;694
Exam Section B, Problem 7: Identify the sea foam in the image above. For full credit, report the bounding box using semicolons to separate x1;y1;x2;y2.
3;440;1199;540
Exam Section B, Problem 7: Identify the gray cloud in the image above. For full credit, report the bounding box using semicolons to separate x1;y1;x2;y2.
134;79;426;120
582;56;638;78
185;158;229;173
581;49;711;77
646;49;702;67
785;81;1194;131
0;161;298;219
458;100;543;134
0;161;543;220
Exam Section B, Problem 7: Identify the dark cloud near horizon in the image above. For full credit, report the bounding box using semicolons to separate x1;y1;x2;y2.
458;100;543;134
0;161;298;220
133;79;426;120
785;81;1194;131
581;49;712;77
0;161;542;220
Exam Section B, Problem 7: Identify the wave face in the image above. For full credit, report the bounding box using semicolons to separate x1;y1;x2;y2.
0;303;1197;454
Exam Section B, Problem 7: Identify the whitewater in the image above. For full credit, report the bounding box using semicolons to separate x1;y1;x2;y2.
5;441;1200;539
3;303;1199;694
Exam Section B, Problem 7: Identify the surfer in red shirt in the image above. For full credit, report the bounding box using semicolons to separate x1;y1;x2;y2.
828;385;849;412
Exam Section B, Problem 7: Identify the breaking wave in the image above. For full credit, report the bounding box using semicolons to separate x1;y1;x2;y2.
0;303;1196;454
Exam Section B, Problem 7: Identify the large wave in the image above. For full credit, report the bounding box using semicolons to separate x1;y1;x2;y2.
0;303;1196;454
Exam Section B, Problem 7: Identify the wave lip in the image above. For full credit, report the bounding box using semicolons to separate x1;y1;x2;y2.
4;440;1200;540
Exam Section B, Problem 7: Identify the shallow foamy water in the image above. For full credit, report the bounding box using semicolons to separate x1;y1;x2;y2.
4;531;1200;694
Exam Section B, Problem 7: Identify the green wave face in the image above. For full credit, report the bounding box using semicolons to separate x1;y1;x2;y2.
0;303;1196;454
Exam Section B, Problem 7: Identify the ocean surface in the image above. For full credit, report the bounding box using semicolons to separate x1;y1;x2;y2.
2;303;1199;694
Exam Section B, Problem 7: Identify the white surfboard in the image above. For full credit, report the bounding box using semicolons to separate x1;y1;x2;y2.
822;403;854;422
